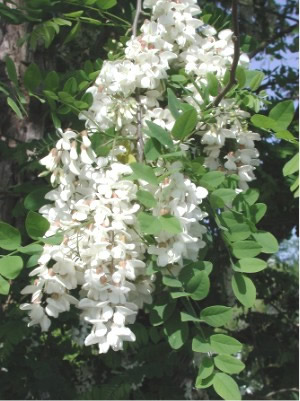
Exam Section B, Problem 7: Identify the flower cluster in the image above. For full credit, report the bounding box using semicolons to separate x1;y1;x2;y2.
21;128;208;353
21;0;262;352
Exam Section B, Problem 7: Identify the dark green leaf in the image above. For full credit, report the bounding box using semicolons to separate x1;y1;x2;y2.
146;121;174;149
25;211;50;240
164;312;189;350
5;56;18;85
186;271;210;301
207;73;219;96
24;63;41;92
172;108;198;140
7;97;23;118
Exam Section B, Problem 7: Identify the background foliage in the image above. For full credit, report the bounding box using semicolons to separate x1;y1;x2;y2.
0;0;298;399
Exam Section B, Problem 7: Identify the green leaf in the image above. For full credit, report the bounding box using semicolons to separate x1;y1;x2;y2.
170;291;191;299
199;171;225;190
186;271;210;301
136;190;157;208
0;275;10;295
164;312;189;350
25;211;50;240
171;74;187;83
233;258;267;273
7;97;23;118
275;130;297;142
24;63;41;92
210;334;242;355
146;121;174;149
0;256;23;279
195;373;215;389
211;189;237;208
162;275;182;288
0;222;21;250
18;244;43;255
192;334;213;353
252;231;279;253
269;100;294;130
236;66;246;88
24;187;50;211
197;356;214;380
159;215;182;234
220;210;245;228
283;153;299;176
40;233;64;245
249;203;267;223
213;373;241;400
44;71;59;91
201;306;232;328
232;272;256;307
180;311;201;322
144;138;162;161
247;70;264;91
130;162;158;186
249;71;265;91
137;212;160;235
5;56;18;85
96;0;117;9
207;73;219;96
150;293;176;326
167;88;181;118
231;241;262;259
214;355;245;374
172;108;198;140
225;224;252;242
64;21;81;44
251;114;276;130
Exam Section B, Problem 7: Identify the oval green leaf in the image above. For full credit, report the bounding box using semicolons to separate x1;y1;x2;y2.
214;355;245;374
232;272;256;307
210;334;243;355
0;256;23;279
25;211;50;240
0;222;21;250
213;372;241;400
201;306;232;328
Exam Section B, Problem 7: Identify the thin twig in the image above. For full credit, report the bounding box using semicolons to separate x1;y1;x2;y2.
132;0;142;37
136;98;144;162
250;23;298;58
264;387;299;399
212;0;240;107
132;0;144;161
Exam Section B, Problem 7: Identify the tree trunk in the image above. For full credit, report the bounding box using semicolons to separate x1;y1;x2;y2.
0;2;44;223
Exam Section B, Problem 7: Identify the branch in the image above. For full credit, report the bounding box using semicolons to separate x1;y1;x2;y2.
132;0;142;37
264;388;299;399
212;0;240;107
250;23;298;58
132;0;144;162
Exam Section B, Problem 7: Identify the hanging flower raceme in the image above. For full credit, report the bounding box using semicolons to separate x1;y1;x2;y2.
21;0;262;353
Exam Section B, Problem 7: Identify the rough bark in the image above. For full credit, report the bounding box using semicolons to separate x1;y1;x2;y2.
0;1;44;223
